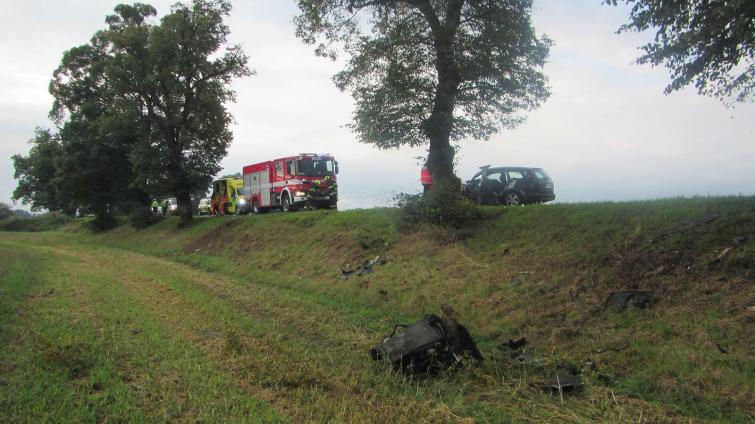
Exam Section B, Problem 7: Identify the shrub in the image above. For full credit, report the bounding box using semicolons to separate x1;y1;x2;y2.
87;213;119;231
130;209;163;229
394;182;485;230
0;212;72;232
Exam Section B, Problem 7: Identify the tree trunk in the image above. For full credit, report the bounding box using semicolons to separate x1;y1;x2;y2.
424;9;462;188
177;191;193;227
425;66;460;187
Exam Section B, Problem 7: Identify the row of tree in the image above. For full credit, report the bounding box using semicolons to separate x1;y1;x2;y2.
13;0;250;227
13;0;752;228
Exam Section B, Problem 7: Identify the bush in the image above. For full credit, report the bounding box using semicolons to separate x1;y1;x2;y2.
87;213;119;232
0;212;72;232
394;183;485;230
130;209;163;229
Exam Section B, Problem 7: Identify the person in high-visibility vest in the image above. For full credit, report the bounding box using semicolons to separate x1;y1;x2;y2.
161;199;168;215
151;199;159;214
420;166;433;193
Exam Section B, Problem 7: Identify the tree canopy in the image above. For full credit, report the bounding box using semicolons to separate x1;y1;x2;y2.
12;129;65;213
13;0;250;226
610;0;755;103
106;1;251;224
295;0;551;183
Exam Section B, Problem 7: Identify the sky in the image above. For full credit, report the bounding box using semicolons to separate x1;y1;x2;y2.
1;0;753;210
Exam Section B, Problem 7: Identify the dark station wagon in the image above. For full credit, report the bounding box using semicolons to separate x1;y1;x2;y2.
462;166;555;206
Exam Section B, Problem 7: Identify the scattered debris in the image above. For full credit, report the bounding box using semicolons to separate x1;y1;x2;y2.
369;305;482;374
733;236;747;245
501;337;527;350
201;329;223;338
582;358;597;372
340;255;387;280
593;342;630;354
537;374;583;393
653;214;720;241
711;247;734;263
498;336;542;368
130;328;142;335
715;342;729;354
686;214;720;228
605;290;655;309
643;264;667;278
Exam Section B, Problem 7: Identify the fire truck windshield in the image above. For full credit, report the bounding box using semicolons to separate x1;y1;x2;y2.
297;159;334;177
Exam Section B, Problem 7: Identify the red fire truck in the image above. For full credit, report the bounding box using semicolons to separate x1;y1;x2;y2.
242;153;339;213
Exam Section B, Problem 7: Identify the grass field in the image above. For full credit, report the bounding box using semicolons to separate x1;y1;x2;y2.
1;197;753;423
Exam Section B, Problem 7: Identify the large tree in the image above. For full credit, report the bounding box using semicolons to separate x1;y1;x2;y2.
295;0;551;185
609;0;755;103
107;1;251;226
49;33;149;226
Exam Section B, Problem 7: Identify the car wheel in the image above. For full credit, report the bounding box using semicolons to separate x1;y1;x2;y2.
504;192;522;206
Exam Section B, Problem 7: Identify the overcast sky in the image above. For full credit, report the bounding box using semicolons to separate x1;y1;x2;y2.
1;1;753;210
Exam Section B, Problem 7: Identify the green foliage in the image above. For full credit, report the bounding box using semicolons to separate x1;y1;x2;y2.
11;128;66;212
130;208;164;229
295;0;551;182
0;203;12;221
394;183;485;229
107;0;252;226
49;35;147;225
0;212;71;232
13;1;251;227
609;0;755;103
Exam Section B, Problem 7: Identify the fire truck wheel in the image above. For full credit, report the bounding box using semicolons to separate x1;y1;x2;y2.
252;199;260;214
281;194;295;212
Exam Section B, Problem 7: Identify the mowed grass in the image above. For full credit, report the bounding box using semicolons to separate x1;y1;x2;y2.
1;196;753;422
0;241;282;423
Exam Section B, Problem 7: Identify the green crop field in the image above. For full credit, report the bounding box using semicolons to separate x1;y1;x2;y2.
1;197;753;423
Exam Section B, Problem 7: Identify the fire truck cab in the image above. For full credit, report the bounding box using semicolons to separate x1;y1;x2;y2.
242;154;338;213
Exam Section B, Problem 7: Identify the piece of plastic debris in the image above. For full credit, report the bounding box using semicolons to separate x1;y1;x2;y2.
711;247;733;263
538;374;582;393
340;256;386;280
500;337;527;350
605;291;655;309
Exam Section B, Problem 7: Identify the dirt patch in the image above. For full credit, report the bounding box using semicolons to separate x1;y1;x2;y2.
611;213;753;299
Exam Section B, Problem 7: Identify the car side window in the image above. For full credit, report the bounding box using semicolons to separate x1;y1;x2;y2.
471;173;482;183
485;171;503;182
507;171;524;180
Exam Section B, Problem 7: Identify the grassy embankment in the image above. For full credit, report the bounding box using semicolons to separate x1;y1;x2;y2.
0;196;753;423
